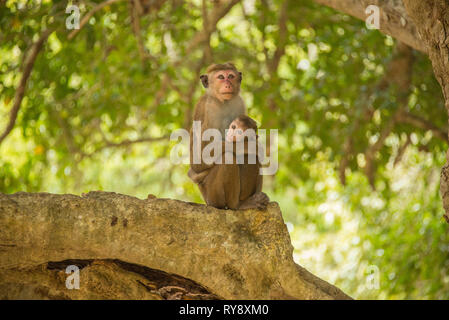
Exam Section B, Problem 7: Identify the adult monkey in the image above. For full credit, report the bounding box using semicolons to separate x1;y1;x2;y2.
188;62;269;210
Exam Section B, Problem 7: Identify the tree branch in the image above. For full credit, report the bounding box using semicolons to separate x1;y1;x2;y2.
393;134;411;167
101;135;170;149
130;0;155;66
0;28;54;146
201;0;214;64
268;0;290;74
364;110;399;188
339;42;413;185
313;0;426;53
363;42;414;188
68;0;125;40
184;0;241;55
397;111;448;143
83;134;170;158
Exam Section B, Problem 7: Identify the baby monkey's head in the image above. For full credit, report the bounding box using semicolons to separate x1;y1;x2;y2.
226;115;258;142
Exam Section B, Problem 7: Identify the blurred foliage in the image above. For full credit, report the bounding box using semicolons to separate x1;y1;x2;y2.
0;0;448;299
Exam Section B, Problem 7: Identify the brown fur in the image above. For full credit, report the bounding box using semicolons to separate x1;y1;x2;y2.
188;63;269;210
230;116;263;204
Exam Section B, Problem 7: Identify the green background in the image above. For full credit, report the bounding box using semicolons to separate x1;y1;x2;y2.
1;0;448;299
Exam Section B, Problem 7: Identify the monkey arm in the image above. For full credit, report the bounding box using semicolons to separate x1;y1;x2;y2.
232;139;260;156
190;150;216;173
191;138;261;170
189;126;216;173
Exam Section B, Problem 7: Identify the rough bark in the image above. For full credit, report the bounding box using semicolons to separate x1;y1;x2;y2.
401;0;449;223
0;191;350;300
313;0;426;52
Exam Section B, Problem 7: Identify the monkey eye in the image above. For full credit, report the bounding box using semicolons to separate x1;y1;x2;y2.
217;74;225;80
228;74;235;79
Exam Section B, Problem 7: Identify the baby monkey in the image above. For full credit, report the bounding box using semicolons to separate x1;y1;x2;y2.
226;115;258;143
189;115;266;209
225;115;264;206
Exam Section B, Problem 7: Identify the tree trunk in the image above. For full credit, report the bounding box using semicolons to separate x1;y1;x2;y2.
0;192;350;300
401;0;449;223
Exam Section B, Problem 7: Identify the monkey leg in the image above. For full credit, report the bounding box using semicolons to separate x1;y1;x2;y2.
238;192;270;210
237;161;269;210
198;153;240;209
238;162;259;202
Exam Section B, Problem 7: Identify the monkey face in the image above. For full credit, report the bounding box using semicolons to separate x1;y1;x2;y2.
226;120;254;142
210;70;241;102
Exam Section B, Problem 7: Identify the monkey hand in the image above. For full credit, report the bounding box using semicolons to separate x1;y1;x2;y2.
188;167;210;184
233;139;263;156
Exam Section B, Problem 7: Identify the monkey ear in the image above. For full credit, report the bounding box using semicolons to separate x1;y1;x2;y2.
238;72;242;83
200;74;209;88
